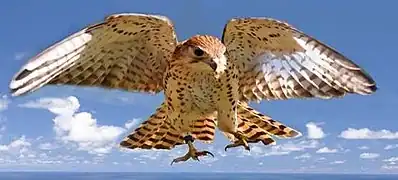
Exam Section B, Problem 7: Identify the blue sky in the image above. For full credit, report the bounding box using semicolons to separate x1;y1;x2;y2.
0;0;397;173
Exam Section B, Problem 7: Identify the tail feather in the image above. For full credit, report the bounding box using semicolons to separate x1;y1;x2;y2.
239;118;276;145
191;118;216;143
119;103;217;150
223;116;276;146
237;102;302;138
147;120;184;149
121;104;167;149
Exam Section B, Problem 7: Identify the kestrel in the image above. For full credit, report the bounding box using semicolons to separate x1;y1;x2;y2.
9;13;377;164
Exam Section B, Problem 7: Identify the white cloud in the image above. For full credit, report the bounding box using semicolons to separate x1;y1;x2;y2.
14;52;27;61
0;95;9;112
330;160;345;164
381;159;398;171
383;157;398;162
306;122;325;139
237;144;266;157
249;146;263;155
316;147;338;154
230;140;319;159
339;128;398;139
359;153;380;159
381;165;398;170
124;119;140;129
294;153;311;160
263;150;290;156
358;146;369;150
238;143;291;157
0;118;6;139
20;96;79;115
0;95;8;140
20;96;127;155
270;140;319;155
38;142;59;150
0;136;31;155
384;144;398;150
0;125;5;133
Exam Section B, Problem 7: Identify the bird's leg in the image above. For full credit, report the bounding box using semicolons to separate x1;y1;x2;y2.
170;135;214;165
224;131;250;151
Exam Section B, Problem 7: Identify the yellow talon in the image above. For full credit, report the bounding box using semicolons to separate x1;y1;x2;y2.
224;131;250;151
170;136;214;165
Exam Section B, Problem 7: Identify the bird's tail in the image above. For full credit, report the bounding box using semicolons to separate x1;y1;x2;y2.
237;101;302;138
222;116;277;146
119;103;216;150
222;102;302;145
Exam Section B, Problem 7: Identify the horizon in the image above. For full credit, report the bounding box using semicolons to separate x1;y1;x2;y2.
0;171;397;175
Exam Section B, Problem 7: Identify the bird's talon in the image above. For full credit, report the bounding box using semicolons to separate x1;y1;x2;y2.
224;132;250;151
170;149;214;165
205;151;214;157
196;150;214;158
170;155;190;165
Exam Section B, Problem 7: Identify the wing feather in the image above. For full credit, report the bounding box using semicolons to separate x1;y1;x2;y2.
10;13;178;96
222;18;377;102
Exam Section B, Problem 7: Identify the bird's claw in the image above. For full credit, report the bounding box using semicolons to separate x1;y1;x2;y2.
170;149;214;165
224;132;250;151
195;150;214;158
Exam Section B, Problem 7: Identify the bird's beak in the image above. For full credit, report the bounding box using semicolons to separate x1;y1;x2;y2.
204;55;227;72
212;55;228;73
205;59;218;71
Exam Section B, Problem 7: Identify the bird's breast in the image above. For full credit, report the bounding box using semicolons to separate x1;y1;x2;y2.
165;66;225;115
189;71;221;113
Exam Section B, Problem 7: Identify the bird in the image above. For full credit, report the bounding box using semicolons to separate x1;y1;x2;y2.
9;13;377;165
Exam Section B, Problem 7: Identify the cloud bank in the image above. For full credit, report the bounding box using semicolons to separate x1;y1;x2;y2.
20;96;128;155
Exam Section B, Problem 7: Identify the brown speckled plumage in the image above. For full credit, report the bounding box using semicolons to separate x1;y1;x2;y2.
9;13;377;163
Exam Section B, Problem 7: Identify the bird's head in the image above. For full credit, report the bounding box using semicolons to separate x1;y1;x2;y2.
171;35;227;74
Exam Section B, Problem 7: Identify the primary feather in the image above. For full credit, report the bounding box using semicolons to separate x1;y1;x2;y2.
9;13;177;96
222;17;377;102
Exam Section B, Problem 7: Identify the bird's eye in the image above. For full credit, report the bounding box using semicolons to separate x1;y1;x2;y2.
193;48;205;57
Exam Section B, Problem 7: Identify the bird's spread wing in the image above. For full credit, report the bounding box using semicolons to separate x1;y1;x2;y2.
222;18;377;101
9;13;177;96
